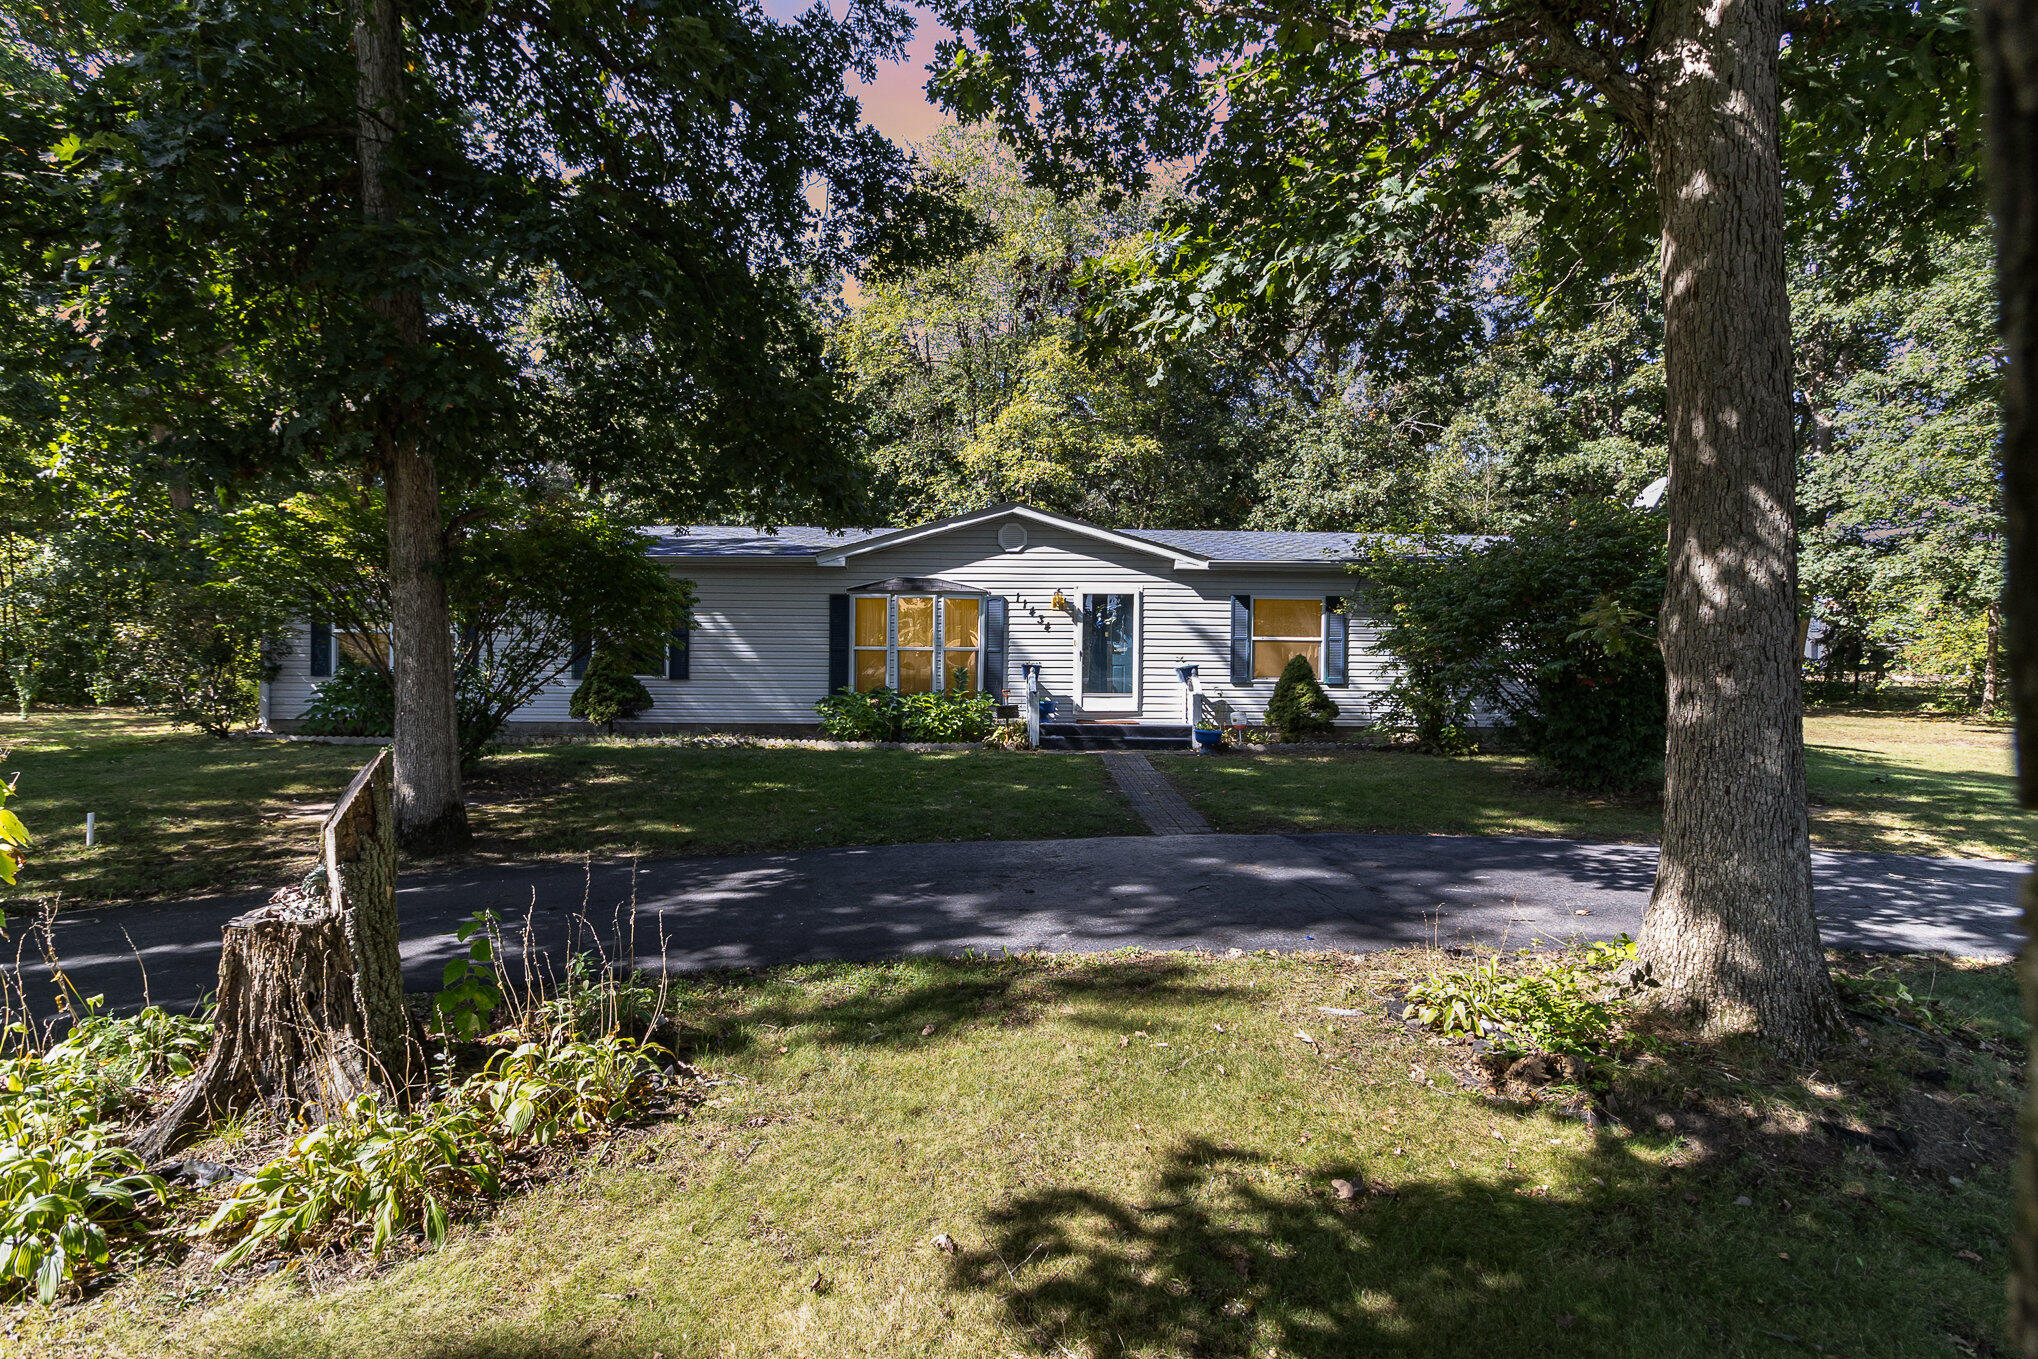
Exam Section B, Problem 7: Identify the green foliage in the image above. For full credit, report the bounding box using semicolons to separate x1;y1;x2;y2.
0;1127;165;1303
1797;229;2004;704
836;128;1265;529
224;485;690;758
201;1024;671;1267
927;0;1981;386
815;687;905;741
201;1094;502;1268
0;772;27;887
433;913;504;1047
44;1001;209;1087
1359;504;1668;789
1264;655;1339;741
983;719;1031;750
818;682;996;742
459;1031;663;1150
1405;938;1639;1059
0;1004;199;1303
298;665;396;739
568;653;654;733
8;662;39;721
900;682;998;743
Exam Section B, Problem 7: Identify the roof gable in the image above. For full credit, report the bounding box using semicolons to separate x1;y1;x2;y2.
813;504;1211;570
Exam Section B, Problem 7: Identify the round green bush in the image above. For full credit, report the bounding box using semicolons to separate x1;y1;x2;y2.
1265;654;1340;740
569;652;652;732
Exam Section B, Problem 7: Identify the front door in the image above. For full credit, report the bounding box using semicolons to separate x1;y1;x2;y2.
1078;592;1138;714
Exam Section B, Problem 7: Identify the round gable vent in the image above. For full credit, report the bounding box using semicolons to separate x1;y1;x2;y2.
998;522;1028;552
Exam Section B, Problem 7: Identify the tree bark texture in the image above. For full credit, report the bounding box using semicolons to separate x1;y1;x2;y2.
1979;0;2038;1347
1631;0;1840;1053
133;753;420;1161
353;0;468;850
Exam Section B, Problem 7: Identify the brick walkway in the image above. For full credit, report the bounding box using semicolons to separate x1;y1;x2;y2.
1100;751;1211;836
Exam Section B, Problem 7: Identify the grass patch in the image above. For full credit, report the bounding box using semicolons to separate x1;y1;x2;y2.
1164;711;2028;861
10;950;2016;1358
0;711;1140;908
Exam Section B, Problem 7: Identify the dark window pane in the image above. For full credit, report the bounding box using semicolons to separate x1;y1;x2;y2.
1082;594;1135;694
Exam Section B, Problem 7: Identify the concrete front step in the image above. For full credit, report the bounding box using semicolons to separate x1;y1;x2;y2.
1038;722;1195;751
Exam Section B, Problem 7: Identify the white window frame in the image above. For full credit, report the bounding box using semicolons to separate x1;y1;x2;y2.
1250;598;1326;683
850;593;986;693
1074;588;1141;713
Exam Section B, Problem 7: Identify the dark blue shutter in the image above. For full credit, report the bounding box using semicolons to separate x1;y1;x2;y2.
568;635;590;681
828;594;850;694
309;620;332;677
1229;595;1252;685
667;626;690;681
1323;597;1348;686
983;596;1009;699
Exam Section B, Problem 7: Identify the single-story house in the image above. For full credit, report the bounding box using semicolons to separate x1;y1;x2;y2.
261;502;1394;738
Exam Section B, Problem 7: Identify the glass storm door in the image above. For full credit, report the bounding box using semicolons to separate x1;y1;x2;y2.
1080;593;1137;711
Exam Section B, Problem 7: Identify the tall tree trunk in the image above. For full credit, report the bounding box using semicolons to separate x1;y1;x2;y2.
1632;0;1839;1054
353;0;468;850
1979;0;2038;1348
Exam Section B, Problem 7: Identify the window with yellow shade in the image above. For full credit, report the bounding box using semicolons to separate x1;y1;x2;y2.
895;596;935;693
847;593;986;694
1251;598;1322;679
943;597;980;689
853;596;889;691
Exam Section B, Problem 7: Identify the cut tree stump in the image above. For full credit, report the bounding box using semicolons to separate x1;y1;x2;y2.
134;750;422;1161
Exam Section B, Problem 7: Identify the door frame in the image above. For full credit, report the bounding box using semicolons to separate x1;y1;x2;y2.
1073;588;1141;715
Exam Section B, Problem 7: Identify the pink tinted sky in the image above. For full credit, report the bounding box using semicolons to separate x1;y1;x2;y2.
760;0;957;150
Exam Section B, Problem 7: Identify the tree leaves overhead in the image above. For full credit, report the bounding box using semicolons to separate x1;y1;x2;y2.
5;0;961;525
926;0;1982;374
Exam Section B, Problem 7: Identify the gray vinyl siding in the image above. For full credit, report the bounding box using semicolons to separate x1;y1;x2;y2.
264;517;1389;730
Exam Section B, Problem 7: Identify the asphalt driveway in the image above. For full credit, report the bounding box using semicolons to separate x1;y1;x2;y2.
10;832;2024;1017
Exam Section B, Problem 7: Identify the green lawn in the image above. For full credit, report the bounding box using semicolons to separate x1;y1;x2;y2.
17;949;2017;1358
2;706;2021;910
1163;710;2029;861
0;711;1140;907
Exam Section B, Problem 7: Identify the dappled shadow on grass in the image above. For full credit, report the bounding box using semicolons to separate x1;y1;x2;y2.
1804;744;2027;858
947;1135;1593;1357
667;954;1252;1061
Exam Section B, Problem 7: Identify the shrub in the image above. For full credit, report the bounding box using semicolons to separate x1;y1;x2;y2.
815;686;904;740
0;772;27;887
45;1000;210;1087
983;718;1030;749
899;684;996;742
1264;654;1339;740
201;1094;503;1266
1404;937;1638;1059
1358;502;1667;788
458;1030;664;1149
569;652;652;732
0;1128;166;1302
299;664;395;737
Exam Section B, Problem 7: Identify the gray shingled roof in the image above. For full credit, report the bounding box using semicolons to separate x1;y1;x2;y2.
643;525;876;558
643;517;1464;563
1124;528;1362;562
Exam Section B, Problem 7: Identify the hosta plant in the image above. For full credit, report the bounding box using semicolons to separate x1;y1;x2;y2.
201;1095;502;1267
0;1129;165;1303
460;1030;663;1148
1404;937;1638;1058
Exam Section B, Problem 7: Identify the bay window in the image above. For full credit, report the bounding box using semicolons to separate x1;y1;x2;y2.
850;592;984;693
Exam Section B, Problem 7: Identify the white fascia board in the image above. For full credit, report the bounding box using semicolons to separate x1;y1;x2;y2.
816;504;1211;570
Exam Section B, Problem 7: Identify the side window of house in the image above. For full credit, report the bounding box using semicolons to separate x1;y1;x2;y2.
1251;599;1321;679
337;629;391;670
853;597;888;690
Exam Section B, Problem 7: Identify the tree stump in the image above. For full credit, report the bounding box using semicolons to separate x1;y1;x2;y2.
134;751;421;1161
